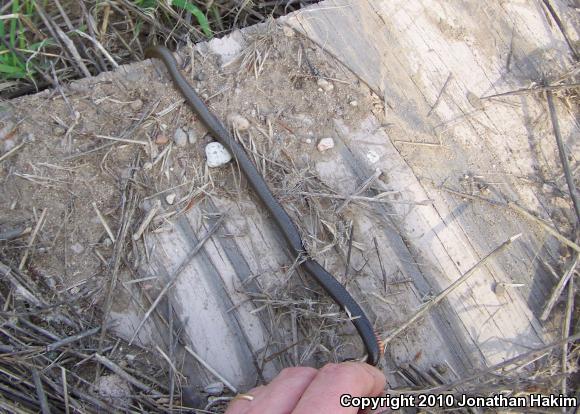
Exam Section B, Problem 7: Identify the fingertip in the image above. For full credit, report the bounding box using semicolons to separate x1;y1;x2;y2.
341;362;387;396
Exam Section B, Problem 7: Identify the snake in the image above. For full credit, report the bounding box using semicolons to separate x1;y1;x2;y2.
144;45;382;366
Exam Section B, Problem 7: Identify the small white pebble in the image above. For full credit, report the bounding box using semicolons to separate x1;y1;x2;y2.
103;238;113;247
305;138;312;144
206;142;232;167
143;162;153;170
282;26;295;37
227;113;250;131
165;193;176;205
173;127;188;147
349;100;358;107
317;137;335;152
317;78;334;92
70;242;84;254
366;150;380;164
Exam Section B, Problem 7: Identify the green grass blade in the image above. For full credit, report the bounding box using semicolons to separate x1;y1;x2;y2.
170;0;212;38
0;62;26;76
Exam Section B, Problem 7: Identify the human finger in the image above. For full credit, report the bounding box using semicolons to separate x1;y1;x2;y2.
292;362;386;414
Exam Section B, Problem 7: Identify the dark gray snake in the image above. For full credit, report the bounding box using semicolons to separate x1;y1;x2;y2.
145;45;381;366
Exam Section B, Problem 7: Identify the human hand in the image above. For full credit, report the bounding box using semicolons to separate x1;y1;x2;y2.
225;362;386;414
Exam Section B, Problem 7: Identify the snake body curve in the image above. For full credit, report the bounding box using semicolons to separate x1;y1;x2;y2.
145;45;381;366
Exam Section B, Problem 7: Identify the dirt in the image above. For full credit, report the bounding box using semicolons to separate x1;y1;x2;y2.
0;22;381;322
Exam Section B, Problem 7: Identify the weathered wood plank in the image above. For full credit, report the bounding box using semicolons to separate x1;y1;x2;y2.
25;0;575;392
284;0;579;369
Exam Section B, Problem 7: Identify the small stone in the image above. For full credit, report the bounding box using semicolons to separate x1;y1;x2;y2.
317;78;334;92
204;382;224;396
143;162;153;170
70;242;84;254
282;26;295;37
227;113;250;131
187;129;197;145
103;237;113;247
317;137;335;152
493;283;506;296
155;133;169;145
165;193;176;205
173;127;188;147
366;150;380;164
205;142;232;167
194;72;207;81
130;99;143;111
349;100;358;107
96;374;132;409
53;125;66;136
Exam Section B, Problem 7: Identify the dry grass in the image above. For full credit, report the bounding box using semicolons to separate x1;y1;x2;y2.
0;0;320;98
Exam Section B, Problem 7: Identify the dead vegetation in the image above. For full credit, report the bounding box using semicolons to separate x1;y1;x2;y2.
1;2;580;413
0;0;320;99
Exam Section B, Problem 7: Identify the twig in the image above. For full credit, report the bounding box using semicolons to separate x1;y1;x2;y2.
184;345;237;393
0;225;31;241
132;201;160;241
296;191;430;206
427;73;452;117
382;234;521;347
540;0;579;60
396;332;580;394
441;186;580;251
19;209;47;271
129;217;224;344
0;262;43;306
373;237;388;293
561;275;574;396
35;3;91;78
155;345;181;379
46;327;100;352
94;354;162;397
507;202;580;253
92;202;116;243
480;82;580;100
0;142;26;164
73;30;119;69
95;135;149;146
337;169;382;213
31;369;50;414
546;90;580;222
61;367;70;414
393;140;443;148
98;177;138;352
344;221;354;280
540;250;579;321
